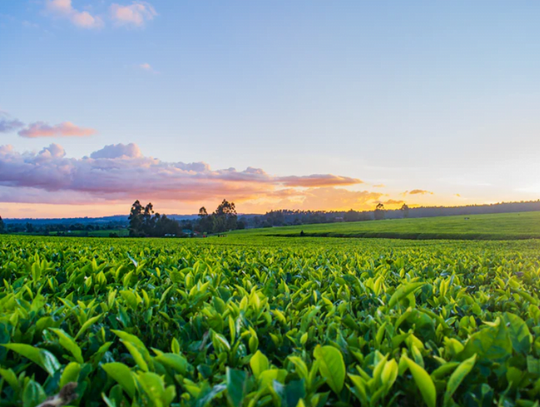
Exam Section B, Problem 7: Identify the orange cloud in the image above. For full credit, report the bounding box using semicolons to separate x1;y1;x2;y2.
18;122;97;138
402;189;434;196
277;174;363;187
372;184;385;188
382;199;404;205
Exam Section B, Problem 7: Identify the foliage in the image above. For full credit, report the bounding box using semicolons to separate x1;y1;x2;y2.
374;203;386;221
0;235;540;406
129;201;182;237
196;200;240;234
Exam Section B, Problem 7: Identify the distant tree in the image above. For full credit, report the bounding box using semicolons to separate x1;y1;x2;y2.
374;203;386;220
344;209;361;222
142;203;155;235
214;199;238;232
400;203;410;218
26;222;35;233
0;216;4;234
128;200;145;236
197;206;213;233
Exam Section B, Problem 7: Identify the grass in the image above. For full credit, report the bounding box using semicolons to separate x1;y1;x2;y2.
229;211;540;240
46;229;129;237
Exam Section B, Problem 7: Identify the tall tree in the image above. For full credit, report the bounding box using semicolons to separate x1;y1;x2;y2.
400;203;410;218
214;199;238;232
0;216;4;234
128;200;144;236
374;203;386;220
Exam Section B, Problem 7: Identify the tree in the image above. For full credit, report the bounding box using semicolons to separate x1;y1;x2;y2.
128;200;145;236
26;222;35;233
142;203;155;236
0;216;4;234
374;203;386;220
214;199;238;232
400;203;410;218
344;209;361;222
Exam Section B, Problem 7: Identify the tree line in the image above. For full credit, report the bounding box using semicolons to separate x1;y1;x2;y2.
128;199;245;237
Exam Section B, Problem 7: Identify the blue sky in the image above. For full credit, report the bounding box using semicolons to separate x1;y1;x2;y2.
1;1;539;217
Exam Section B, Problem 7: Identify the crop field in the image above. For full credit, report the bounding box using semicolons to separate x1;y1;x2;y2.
1;235;540;407
233;211;540;240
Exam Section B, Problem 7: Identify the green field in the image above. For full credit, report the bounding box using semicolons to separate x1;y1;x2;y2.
1;233;540;407
232;211;540;240
47;229;130;237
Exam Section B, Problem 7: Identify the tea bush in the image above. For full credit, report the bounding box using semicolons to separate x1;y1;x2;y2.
0;235;539;407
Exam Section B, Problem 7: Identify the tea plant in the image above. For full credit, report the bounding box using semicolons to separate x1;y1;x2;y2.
0;235;539;407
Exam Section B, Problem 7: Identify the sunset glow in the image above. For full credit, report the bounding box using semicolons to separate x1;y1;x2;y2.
1;1;539;218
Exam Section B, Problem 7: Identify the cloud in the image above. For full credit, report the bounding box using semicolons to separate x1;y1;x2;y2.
90;143;142;159
0;143;369;208
276;174;363;187
372;184;385;188
402;189;434;196
409;189;434;195
18;122;97;138
139;63;158;73
45;0;104;29
0;116;24;133
110;1;157;27
382;199;404;205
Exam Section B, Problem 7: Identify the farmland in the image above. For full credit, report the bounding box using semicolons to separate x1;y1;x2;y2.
231;211;540;240
1;235;540;407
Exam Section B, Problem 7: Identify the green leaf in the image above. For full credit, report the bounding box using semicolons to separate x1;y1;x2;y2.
461;318;512;361
23;380;46;407
388;282;425;308
102;362;136;398
313;345;345;395
50;328;84;363
3;344;60;376
226;368;249;407
155;353;188;375
60;362;82;388
444;355;476;406
75;314;102;339
405;356;437;407
250;351;269;380
0;368;19;392
502;312;532;354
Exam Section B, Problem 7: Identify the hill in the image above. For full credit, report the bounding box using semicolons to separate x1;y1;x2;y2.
230;211;540;240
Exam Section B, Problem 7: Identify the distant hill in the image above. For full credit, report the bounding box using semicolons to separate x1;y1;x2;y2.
3;214;200;225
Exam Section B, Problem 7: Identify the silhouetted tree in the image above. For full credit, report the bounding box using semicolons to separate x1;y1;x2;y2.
128;200;145;236
344;209;361;222
400;203;410;218
374;203;386;220
0;216;4;234
214;199;238;232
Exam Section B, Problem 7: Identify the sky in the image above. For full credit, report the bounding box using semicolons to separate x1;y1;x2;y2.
1;0;539;218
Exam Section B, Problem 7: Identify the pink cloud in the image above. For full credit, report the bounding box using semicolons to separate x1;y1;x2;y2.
18;122;97;138
110;2;157;27
0;143;368;208
46;0;104;29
